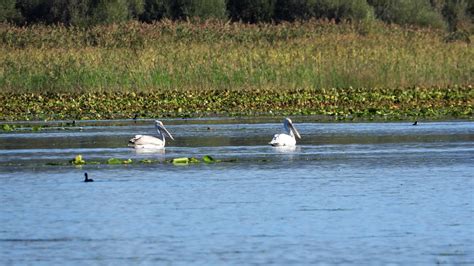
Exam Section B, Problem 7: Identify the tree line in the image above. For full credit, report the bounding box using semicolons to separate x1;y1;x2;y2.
1;0;472;31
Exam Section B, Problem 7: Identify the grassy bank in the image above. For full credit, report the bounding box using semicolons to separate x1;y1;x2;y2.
0;21;472;120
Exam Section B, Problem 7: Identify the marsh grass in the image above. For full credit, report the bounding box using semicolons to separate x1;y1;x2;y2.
1;20;472;93
0;20;472;120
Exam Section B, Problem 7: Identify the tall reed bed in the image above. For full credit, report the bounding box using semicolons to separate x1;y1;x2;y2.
1;20;472;93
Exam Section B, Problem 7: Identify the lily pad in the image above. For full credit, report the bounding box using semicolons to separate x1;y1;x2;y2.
189;157;200;163
107;158;122;165
172;157;189;165
202;155;220;163
71;155;86;165
140;159;153;163
32;126;42;132
1;124;13;131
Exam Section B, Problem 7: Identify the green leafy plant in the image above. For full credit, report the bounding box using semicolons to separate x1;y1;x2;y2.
107;158;122;164
71;155;86;165
1;124;13;131
203;155;221;163
172;157;189;165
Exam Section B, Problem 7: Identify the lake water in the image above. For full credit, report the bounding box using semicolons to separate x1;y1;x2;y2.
0;119;473;265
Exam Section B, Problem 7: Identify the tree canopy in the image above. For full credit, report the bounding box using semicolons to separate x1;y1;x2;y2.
1;0;472;31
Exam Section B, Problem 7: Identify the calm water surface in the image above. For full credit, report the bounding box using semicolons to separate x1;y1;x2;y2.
0;119;473;265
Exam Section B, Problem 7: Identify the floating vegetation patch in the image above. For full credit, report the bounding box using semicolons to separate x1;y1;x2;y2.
0;86;472;121
171;156;219;165
203;155;220;163
63;155;230;167
106;158;133;165
1;124;14;131
70;155;86;165
172;157;191;165
189;157;200;163
31;126;42;132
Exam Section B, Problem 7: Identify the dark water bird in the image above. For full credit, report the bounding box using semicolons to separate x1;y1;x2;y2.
413;121;418;126
84;173;94;182
133;114;138;123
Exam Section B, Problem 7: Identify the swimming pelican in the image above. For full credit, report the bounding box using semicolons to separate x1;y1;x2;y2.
128;120;174;149
269;118;301;146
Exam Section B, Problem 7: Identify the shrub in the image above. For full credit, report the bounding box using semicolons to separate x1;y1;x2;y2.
368;0;446;29
16;0;51;24
274;0;316;21
227;0;276;23
181;0;227;20
442;0;471;31
0;0;22;23
128;0;145;19
14;0;144;26
274;0;374;22
311;0;375;22
90;0;130;24
140;0;169;22
49;0;92;26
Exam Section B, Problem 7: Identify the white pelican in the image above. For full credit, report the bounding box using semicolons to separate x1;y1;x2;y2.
269;118;301;146
128;120;174;149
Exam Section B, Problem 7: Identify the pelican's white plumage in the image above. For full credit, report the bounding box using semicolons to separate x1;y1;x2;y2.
129;120;174;149
269;118;301;146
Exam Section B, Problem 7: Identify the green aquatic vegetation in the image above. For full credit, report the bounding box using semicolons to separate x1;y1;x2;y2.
31;126;42;132
203;155;221;163
0;85;471;121
107;158;123;164
171;156;223;165
172;157;202;165
70;155;86;165
37;155;238;167
189;157;200;163
1;124;14;131
49;155;229;167
172;157;190;165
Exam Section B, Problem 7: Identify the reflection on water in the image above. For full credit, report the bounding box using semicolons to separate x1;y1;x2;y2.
0;119;473;265
132;148;166;155
272;145;298;153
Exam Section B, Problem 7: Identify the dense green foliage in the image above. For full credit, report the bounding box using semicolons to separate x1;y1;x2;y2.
1;0;473;30
0;86;472;121
368;0;446;29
